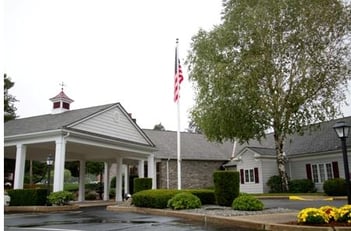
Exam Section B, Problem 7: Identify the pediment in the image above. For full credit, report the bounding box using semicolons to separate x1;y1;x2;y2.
67;104;153;146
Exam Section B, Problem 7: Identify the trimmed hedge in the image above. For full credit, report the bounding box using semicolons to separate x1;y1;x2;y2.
132;189;215;208
213;171;240;206
184;189;215;205
7;189;48;206
133;189;179;208
134;178;152;194
323;178;347;196
289;179;316;193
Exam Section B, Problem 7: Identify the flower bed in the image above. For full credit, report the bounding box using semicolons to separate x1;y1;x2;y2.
297;205;351;226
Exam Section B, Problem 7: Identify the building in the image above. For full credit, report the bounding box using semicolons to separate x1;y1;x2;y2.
4;89;157;201
225;116;351;193
4;89;233;201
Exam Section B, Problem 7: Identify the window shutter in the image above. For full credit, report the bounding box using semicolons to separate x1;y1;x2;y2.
306;164;312;180
254;167;259;183
240;169;244;184
332;162;340;178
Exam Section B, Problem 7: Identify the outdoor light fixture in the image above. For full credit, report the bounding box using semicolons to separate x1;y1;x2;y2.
46;154;54;167
333;121;351;204
46;154;54;197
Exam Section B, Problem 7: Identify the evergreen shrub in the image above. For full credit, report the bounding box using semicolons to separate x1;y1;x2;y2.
167;192;202;210
232;194;264;211
267;175;283;193
323;178;346;196
185;189;215;205
8;189;48;206
213;170;239;206
289;179;316;193
133;178;152;193
47;191;74;205
132;189;179;208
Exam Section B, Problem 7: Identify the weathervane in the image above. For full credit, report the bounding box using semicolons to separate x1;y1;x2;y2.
59;82;65;91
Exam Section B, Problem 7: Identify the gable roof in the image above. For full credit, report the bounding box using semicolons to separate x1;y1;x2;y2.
5;103;115;136
233;116;351;157
143;129;233;161
4;103;155;147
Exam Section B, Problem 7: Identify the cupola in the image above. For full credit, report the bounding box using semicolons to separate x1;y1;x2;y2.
50;85;74;114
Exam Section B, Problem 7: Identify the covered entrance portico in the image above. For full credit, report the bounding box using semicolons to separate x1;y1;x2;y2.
4;129;156;201
4;99;157;202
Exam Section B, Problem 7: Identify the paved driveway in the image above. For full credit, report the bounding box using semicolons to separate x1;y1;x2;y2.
4;206;252;231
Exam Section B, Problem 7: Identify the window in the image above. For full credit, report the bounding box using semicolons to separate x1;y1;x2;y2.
53;102;60;108
240;168;259;184
310;163;334;183
63;102;70;109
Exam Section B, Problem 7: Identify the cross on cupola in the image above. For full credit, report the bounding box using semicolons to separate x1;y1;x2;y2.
49;82;74;114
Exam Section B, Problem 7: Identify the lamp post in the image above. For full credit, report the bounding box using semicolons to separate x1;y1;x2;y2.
333;121;351;204
46;154;54;195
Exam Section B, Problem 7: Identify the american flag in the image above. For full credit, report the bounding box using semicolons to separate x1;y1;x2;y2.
174;58;184;103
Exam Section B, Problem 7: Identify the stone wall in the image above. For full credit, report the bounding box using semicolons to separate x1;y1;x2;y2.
157;159;224;189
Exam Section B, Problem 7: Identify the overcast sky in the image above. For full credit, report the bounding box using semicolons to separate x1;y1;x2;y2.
4;0;351;131
4;0;223;131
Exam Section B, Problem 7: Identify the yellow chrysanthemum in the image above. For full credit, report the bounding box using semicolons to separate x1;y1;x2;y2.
337;204;351;223
297;208;329;224
319;205;338;221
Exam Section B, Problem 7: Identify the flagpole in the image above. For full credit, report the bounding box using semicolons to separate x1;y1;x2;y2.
175;38;182;190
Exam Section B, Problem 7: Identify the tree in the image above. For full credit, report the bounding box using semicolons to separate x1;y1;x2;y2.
153;123;165;131
4;73;18;122
186;120;202;134
187;0;351;192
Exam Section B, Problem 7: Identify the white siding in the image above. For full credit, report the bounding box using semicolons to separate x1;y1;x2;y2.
237;150;264;194
261;158;278;193
289;153;349;192
71;106;149;145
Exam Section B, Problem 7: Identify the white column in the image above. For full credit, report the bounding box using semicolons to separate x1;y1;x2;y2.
124;165;129;195
14;144;26;189
103;162;110;201
138;160;144;178
53;136;66;192
115;156;123;201
78;160;86;202
147;154;156;189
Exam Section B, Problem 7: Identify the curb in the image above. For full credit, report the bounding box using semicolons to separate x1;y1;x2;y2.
107;205;351;231
4;204;80;213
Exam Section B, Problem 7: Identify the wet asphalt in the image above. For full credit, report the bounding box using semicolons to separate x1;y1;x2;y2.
4;198;348;231
4;206;251;231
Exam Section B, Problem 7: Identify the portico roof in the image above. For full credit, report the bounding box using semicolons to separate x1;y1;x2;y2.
4;103;156;162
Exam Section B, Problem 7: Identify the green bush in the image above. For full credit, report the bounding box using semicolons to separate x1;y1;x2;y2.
289;179;316;193
213;171;240;206
7;189;48;206
323;178;346;196
232;194;264;211
167;192;202;210
47;191;74;205
64;183;79;192
110;176;116;189
185;189;215;205
85;192;97;200
133;178;152;194
109;188;116;198
267;175;283;193
132;189;180;208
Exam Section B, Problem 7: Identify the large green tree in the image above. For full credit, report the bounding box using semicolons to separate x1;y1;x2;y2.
4;74;18;122
187;0;351;191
